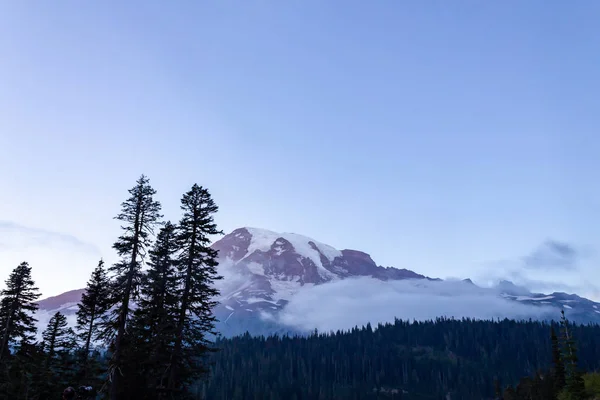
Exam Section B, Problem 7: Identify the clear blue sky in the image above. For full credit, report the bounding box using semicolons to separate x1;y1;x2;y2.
1;1;599;298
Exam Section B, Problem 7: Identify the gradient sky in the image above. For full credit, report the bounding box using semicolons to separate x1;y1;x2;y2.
1;1;599;299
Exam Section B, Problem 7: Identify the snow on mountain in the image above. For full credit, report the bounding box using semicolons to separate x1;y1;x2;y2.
34;227;600;338
208;227;445;336
244;227;342;270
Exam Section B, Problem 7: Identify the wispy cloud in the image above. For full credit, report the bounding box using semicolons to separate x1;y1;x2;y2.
0;221;100;253
271;278;557;333
523;239;581;270
0;221;101;297
474;238;598;300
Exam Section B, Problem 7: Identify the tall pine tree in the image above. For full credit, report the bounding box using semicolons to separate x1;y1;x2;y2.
167;184;223;395
76;259;111;382
559;310;585;400
42;312;74;369
0;262;41;362
130;221;180;397
104;175;162;400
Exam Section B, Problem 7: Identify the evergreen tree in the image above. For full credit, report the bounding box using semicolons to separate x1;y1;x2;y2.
103;174;162;399
167;184;223;395
39;312;77;398
76;259;111;367
493;378;502;399
1;339;45;399
42;312;74;369
559;310;585;400
0;262;41;362
551;325;566;395
129;221;180;397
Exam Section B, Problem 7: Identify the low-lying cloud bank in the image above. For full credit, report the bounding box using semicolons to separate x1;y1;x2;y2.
274;277;557;333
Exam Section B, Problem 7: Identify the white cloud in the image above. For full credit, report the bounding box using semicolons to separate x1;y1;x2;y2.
274;277;557;333
0;221;101;298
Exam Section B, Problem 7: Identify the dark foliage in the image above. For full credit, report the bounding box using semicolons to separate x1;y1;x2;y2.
102;174;162;399
551;325;566;393
124;221;181;398
38;312;78;398
499;311;588;400
76;259;111;375
0;262;41;362
167;184;223;396
204;317;600;400
559;310;586;399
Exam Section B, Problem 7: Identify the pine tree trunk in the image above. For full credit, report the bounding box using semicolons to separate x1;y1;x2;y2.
0;286;21;361
168;223;197;391
110;219;141;400
168;264;192;391
110;260;136;399
0;310;14;361
81;307;96;381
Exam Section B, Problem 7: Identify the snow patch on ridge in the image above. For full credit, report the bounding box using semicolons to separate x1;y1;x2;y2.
513;295;555;301
246;261;265;276
243;227;342;279
246;297;277;305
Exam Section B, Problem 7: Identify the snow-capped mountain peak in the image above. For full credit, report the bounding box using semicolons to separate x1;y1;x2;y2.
243;227;342;266
241;227;342;281
213;227;428;284
34;227;600;339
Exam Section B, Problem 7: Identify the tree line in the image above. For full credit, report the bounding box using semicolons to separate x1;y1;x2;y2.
202;316;600;400
0;175;223;400
495;310;597;400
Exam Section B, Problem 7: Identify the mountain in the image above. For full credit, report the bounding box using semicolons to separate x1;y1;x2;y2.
210;227;440;336
35;227;600;338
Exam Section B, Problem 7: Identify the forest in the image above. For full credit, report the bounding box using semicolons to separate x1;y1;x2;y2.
0;175;598;400
204;314;600;400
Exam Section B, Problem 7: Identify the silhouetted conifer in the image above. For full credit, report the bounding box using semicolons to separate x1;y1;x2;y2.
559;310;585;400
0;262;41;362
167;184;222;395
102;175;162;400
76;259;111;364
128;221;180;397
39;312;77;398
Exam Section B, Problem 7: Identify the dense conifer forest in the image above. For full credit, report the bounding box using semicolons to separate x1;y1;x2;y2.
204;315;600;399
0;175;599;400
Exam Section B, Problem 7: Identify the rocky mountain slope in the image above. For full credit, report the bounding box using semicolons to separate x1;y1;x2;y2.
35;227;600;338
